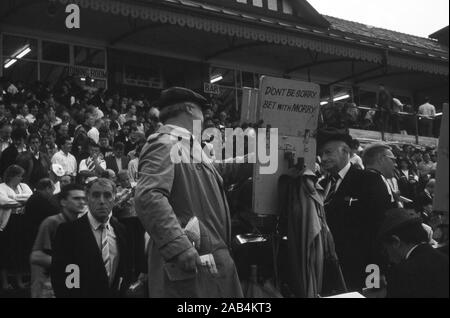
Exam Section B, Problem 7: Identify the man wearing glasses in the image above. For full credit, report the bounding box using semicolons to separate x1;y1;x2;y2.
362;144;399;206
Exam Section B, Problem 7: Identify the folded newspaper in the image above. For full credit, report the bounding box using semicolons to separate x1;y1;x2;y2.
183;217;218;275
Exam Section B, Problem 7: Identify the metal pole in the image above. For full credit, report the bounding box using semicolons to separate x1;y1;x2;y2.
415;114;419;144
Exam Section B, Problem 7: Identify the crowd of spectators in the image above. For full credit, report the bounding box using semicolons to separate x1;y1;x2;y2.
0;76;446;297
333;139;446;250
0;76;157;293
319;85;445;138
0;76;245;294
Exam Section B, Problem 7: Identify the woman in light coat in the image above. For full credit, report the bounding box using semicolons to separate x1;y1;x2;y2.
0;165;33;290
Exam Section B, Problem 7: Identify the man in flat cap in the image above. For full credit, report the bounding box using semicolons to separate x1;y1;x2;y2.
135;87;244;298
317;128;395;291
378;208;449;298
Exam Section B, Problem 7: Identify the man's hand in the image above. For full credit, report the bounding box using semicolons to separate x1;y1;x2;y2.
137;273;148;283
175;247;201;272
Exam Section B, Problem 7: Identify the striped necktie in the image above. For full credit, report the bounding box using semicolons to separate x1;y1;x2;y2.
324;175;339;206
100;224;111;279
87;158;95;171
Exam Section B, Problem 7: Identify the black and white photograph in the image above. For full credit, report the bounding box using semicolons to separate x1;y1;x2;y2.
0;0;448;302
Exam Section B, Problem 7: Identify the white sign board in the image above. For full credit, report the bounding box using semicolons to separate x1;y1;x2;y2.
253;76;320;215
204;83;220;95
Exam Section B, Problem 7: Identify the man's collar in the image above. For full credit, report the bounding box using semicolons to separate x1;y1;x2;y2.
17;145;27;153
87;211;111;230
337;162;352;180
163;124;195;141
405;244;426;260
61;211;77;223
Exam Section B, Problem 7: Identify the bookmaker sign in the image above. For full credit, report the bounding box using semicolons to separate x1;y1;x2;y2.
66;66;107;79
253;76;320;215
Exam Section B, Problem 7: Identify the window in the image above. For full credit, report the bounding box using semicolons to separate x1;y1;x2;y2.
40;63;68;84
332;85;353;104
320;85;330;101
2;35;38;60
208;67;266;124
242;71;260;88
3;60;38;83
253;0;263;7
74;45;106;69
42;41;70;63
268;0;278;11
356;89;377;107
123;64;163;89
1;34;108;88
210;67;237;87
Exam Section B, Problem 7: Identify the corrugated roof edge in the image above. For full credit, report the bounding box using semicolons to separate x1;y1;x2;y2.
324;15;448;53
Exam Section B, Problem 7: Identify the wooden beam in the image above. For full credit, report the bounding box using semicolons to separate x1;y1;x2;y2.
285;58;355;75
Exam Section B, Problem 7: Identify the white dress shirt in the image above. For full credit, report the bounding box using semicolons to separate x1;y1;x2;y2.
405;244;421;260
401;169;409;178
401;169;419;182
325;162;351;198
418;103;436;118
128;158;139;187
380;175;396;203
336;162;352;191
51;150;77;176
87;212;119;283
79;157;106;172
0;140;11;152
115;157;123;172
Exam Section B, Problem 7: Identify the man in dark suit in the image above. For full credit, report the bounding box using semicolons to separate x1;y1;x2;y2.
105;142;129;174
396;158;419;208
51;178;131;298
415;179;435;224
318;129;395;291
362;143;398;207
16;134;51;189
115;122;135;154
0;128;27;178
23;178;60;259
378;208;449;298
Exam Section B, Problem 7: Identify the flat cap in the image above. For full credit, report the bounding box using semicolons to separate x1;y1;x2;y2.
317;127;354;149
154;87;208;110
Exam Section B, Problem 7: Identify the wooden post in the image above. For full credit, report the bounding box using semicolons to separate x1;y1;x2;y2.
415;114;419;144
433;103;449;223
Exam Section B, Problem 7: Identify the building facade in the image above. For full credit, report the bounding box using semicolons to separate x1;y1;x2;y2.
1;0;448;134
